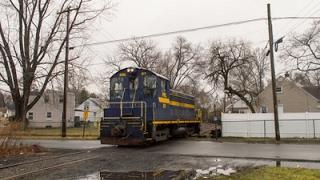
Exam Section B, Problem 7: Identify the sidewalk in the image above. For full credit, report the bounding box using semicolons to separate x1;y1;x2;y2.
22;139;111;149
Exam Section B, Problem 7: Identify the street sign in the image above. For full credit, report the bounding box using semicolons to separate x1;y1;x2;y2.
83;111;89;121
83;102;89;121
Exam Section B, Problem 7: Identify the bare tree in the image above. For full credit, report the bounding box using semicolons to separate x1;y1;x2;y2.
292;70;320;86
311;70;320;86
156;36;201;89
178;80;215;111
283;20;320;72
230;47;269;105
118;38;161;70
0;0;112;124
111;36;200;90
200;40;268;113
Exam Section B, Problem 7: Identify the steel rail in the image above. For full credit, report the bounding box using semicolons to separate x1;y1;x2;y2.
0;150;91;170
1;155;99;180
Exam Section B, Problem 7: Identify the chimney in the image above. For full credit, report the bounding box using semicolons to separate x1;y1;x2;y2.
284;71;290;78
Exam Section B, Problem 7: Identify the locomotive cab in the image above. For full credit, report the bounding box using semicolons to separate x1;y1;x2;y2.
100;67;200;145
101;68;159;145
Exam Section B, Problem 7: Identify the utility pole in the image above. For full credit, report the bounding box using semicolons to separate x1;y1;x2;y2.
267;4;280;141
61;7;71;137
58;7;78;137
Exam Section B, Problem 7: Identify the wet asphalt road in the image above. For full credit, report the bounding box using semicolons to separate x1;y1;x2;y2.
23;139;320;162
1;139;320;179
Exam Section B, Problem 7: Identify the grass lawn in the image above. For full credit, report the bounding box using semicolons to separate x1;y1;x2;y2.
207;166;320;180
14;127;99;138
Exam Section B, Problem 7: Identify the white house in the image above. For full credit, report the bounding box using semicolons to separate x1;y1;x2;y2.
27;90;75;128
74;98;104;127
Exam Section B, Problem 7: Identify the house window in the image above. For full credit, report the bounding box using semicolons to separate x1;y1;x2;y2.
47;112;52;118
261;106;268;113
276;86;282;93
59;95;63;103
28;112;33;120
44;94;49;103
93;112;97;117
278;104;284;113
84;102;89;111
239;110;245;114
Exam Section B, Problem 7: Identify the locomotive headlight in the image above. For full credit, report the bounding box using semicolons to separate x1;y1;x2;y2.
127;68;134;73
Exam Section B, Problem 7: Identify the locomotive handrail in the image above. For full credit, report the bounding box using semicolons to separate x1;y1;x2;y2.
131;88;137;109
120;88;126;117
105;101;147;133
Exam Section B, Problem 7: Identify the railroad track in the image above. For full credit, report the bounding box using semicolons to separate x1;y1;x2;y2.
0;151;86;170
0;150;100;180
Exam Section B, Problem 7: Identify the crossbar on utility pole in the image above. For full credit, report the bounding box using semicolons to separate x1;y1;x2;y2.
61;7;71;137
267;4;280;141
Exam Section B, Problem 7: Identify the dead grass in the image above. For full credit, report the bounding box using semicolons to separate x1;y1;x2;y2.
210;166;320;180
0;122;45;157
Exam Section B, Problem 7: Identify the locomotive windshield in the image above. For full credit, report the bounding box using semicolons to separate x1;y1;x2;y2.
110;77;124;100
144;75;156;89
144;75;157;97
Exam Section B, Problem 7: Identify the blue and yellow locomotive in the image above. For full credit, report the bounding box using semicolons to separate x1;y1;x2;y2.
100;67;201;145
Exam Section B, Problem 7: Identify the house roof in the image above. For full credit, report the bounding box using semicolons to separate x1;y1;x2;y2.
75;97;104;110
302;86;320;100
89;98;103;108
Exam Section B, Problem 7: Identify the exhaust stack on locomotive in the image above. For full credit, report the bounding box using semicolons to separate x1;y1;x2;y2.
100;67;201;145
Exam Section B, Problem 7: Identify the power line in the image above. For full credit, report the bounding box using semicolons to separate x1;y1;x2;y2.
281;1;320;36
275;0;318;37
75;16;320;47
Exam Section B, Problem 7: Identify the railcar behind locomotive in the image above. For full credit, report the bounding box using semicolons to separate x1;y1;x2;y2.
100;67;201;145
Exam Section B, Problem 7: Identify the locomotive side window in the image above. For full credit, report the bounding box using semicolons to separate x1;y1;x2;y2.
110;77;124;100
161;80;166;93
144;75;157;97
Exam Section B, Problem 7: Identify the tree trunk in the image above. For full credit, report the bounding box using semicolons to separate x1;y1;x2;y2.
14;100;23;121
226;87;256;113
13;98;28;129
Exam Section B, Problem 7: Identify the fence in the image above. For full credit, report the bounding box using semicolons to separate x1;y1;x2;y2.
222;112;320;138
0;120;100;138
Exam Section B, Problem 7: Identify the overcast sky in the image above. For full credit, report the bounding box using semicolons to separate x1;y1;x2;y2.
80;0;320;92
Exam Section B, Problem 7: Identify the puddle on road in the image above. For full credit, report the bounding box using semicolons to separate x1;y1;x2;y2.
77;159;320;180
78;170;193;180
78;167;237;180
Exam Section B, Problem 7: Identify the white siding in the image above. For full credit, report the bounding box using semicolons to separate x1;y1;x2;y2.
27;91;75;128
74;98;103;123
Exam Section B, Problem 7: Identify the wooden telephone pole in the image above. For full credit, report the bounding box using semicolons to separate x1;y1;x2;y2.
267;4;280;141
61;7;70;137
59;7;79;137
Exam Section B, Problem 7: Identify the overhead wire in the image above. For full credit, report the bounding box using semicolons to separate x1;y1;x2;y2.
275;0;318;36
73;16;320;48
280;0;320;37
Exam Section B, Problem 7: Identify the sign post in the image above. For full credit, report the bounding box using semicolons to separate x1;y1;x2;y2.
82;103;89;138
